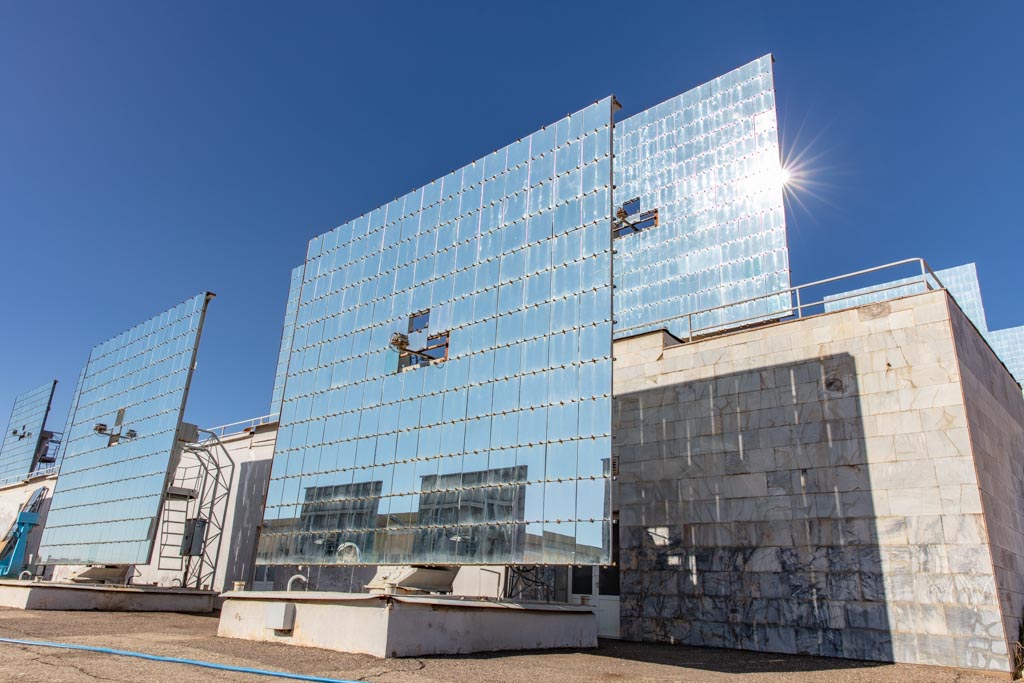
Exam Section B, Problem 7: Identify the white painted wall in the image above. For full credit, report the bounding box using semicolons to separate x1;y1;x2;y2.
452;566;504;597
0;474;57;571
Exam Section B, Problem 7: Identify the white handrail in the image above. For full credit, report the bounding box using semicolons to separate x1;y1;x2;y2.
0;464;60;489
203;413;279;438
616;257;944;341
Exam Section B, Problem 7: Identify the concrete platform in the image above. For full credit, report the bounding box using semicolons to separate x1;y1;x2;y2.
218;591;597;657
0;580;216;612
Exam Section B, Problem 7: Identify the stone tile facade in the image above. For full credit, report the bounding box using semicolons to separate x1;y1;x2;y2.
951;301;1024;665
614;290;1019;672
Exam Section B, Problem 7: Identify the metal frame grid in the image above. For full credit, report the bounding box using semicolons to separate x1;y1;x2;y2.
0;381;57;483
259;98;616;567
37;293;215;565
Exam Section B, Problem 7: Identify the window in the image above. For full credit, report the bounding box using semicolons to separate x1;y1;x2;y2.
394;312;449;372
408;310;430;334
421;333;449;361
397;350;422;372
571;565;593;595
612;197;659;239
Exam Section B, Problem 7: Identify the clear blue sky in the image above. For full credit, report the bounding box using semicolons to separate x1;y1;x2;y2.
2;1;1022;430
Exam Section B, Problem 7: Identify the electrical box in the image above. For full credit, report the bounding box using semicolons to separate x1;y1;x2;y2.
176;422;200;444
180;517;207;556
265;602;296;631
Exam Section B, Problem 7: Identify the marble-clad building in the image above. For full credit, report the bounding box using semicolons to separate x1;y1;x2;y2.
614;288;1024;673
824;262;1024;390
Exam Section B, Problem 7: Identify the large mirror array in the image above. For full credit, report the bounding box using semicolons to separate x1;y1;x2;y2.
37;293;214;565
0;380;57;483
613;55;789;338
259;97;616;566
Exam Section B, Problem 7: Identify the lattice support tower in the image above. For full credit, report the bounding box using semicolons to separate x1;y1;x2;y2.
157;426;234;590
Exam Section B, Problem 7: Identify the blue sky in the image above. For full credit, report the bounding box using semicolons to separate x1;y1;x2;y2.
1;1;1021;430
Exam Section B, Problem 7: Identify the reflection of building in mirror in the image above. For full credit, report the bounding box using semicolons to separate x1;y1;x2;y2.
260;465;609;565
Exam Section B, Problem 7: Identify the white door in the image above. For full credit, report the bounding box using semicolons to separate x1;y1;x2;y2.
596;594;620;639
568;566;620;639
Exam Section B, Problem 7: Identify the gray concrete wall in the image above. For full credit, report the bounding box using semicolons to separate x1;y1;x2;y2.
950;297;1024;659
614;290;1012;672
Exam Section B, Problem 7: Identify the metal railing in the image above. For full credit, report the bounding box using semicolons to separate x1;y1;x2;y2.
616;257;945;342
0;463;61;490
0;473;24;489
29;463;60;479
203;413;279;438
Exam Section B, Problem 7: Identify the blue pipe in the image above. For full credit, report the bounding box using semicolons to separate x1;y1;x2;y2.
0;636;367;683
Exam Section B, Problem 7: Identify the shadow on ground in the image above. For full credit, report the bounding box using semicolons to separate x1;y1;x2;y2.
590;638;887;674
425;638;887;675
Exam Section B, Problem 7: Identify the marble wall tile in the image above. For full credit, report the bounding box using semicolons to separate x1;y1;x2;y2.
615;290;1016;672
950;300;1024;669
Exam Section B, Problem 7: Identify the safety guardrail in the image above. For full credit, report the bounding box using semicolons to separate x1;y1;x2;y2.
203;413;279;438
615;257;944;341
0;463;61;490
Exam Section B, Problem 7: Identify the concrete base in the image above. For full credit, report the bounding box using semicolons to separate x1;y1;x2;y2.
0;580;216;612
218;591;597;657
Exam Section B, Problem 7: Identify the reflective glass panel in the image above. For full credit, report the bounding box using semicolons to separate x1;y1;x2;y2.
613;55;790;338
270;265;304;416
37;293;214;565
260;99;615;566
990;326;1024;388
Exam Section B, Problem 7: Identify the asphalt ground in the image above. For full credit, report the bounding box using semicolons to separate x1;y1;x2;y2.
0;608;1006;682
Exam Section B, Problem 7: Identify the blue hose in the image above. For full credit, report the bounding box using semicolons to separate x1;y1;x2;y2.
0;636;367;682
